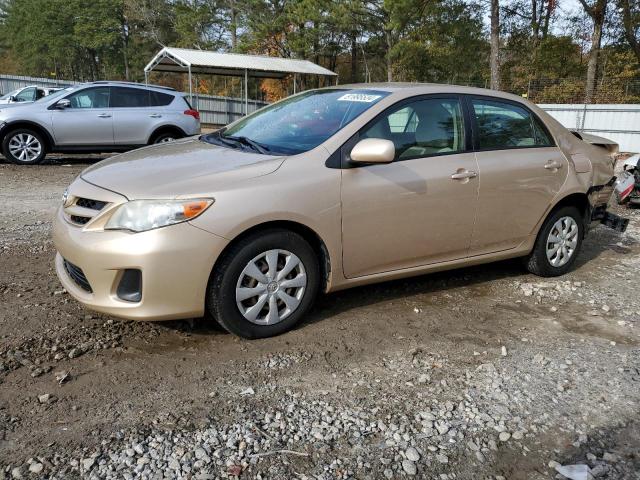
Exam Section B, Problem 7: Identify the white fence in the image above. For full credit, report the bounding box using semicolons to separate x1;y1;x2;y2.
539;104;640;153
191;94;267;126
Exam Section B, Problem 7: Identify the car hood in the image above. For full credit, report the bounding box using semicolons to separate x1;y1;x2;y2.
81;137;286;199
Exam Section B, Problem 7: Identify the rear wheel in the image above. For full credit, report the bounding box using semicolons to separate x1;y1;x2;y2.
2;129;46;165
525;206;584;277
207;229;320;339
151;130;182;144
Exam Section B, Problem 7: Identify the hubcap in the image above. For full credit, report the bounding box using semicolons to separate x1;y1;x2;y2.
8;133;41;162
236;249;307;325
156;136;175;143
546;216;579;267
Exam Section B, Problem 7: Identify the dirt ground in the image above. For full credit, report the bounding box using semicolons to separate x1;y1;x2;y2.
1;156;639;480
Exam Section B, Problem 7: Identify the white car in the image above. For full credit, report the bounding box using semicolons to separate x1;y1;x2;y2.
0;85;63;105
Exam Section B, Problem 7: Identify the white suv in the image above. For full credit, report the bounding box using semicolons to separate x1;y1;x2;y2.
0;85;62;105
0;81;200;164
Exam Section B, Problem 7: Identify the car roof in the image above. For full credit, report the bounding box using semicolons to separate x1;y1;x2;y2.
88;81;176;92
333;82;529;104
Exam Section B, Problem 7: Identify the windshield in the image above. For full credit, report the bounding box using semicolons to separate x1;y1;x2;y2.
0;88;21;100
36;86;75;103
203;89;389;155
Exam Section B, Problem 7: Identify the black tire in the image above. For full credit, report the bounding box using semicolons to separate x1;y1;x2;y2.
525;206;584;277
2;128;47;165
207;229;320;339
151;130;181;144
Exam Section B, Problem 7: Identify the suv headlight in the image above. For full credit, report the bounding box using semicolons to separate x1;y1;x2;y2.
105;199;213;232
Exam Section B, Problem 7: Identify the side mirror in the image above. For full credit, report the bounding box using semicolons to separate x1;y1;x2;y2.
350;138;395;164
8;96;16;102
55;99;71;109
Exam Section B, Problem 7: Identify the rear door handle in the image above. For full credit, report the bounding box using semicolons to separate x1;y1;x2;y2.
451;170;478;180
544;160;563;170
97;113;111;118
149;114;162;118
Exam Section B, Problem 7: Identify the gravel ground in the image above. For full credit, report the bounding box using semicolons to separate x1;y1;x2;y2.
1;157;639;480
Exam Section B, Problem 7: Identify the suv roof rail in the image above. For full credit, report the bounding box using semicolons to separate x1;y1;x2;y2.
89;81;176;92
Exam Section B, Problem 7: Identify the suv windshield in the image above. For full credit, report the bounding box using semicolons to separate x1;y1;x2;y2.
0;88;21;100
203;89;389;155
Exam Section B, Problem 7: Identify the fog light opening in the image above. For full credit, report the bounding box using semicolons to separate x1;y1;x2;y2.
116;269;142;302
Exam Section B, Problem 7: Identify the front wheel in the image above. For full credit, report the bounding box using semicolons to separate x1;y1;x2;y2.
207;229;320;339
525;206;584;277
2;129;47;165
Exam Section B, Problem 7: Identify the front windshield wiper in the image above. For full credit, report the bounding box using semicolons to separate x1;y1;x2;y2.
224;135;270;155
201;132;242;150
201;132;276;155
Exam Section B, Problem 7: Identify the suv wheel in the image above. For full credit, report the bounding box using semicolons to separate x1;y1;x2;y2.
207;229;320;339
3;129;46;165
152;132;180;144
525;206;584;277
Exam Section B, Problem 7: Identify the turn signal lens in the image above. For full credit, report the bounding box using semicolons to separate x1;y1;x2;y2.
183;200;209;219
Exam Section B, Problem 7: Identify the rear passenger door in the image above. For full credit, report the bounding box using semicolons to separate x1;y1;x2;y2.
468;97;568;255
110;87;173;145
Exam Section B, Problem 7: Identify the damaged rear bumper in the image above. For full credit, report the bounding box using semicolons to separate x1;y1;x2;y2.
591;205;629;232
588;177;629;233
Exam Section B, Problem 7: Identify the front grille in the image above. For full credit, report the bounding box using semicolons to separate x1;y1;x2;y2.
63;259;92;293
76;198;107;211
66;197;108;226
70;215;91;225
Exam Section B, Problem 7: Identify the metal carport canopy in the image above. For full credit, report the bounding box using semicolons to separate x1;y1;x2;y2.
144;47;338;113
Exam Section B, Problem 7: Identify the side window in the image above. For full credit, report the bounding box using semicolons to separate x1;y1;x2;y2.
149;91;174;107
361;98;465;160
66;87;110;109
15;87;36;102
472;99;553;149
110;87;150;108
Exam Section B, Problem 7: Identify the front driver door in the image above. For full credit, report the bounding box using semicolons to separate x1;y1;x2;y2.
51;87;114;146
341;96;479;278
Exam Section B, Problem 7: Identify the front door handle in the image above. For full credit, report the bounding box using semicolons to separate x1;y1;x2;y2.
544;160;563;170
97;113;111;118
149;113;162;118
451;170;478;180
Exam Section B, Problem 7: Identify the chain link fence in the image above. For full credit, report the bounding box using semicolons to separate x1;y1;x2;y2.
455;77;640;105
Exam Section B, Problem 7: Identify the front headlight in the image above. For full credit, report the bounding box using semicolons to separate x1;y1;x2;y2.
105;198;213;232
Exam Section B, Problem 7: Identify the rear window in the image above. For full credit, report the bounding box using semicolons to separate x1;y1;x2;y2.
150;91;174;106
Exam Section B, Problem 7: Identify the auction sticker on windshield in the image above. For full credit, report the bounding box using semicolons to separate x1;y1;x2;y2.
337;93;382;102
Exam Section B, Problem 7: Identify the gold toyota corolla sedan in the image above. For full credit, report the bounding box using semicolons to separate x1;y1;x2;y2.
53;83;627;338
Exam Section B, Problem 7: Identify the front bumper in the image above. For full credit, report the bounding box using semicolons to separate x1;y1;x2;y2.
53;206;229;320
